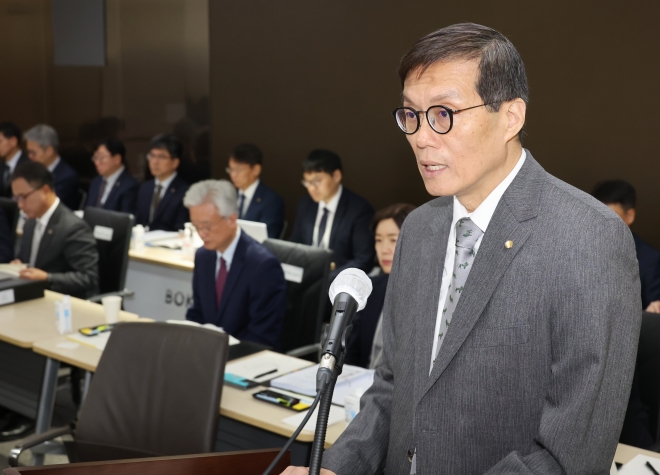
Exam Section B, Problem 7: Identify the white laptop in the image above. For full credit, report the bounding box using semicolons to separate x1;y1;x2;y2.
237;219;268;243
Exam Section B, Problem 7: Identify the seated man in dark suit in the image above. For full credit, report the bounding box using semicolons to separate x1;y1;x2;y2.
11;161;99;299
289;149;375;276
184;179;286;348
0;122;29;198
24;124;80;210
87;138;138;214
135;134;189;231
593;180;660;312
227;143;285;238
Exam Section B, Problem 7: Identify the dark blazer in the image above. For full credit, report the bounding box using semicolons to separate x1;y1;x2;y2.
241;181;285;239
52;159;80;210
345;273;389;368
0;151;29;198
186;231;286;348
87;168;139;214
323;152;641;475
289;187;375;276
18;202;99;299
0;207;13;263
633;233;660;309
135;174;189;232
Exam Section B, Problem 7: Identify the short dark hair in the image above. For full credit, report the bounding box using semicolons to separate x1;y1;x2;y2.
302;149;342;174
397;23;529;139
0;122;22;142
371;203;416;233
149;133;183;160
12;160;54;191
231;143;263;166
592;180;636;211
96;138;126;164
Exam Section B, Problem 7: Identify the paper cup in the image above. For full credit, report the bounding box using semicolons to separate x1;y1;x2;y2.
101;296;122;324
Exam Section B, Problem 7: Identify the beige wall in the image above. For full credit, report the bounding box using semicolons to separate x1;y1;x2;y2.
209;1;660;246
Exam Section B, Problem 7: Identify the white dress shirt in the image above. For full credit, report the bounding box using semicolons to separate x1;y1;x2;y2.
312;185;343;249
47;156;61;173
30;198;60;267
215;228;241;275
155;171;177;198
100;165;125;205
238;179;260;216
6;150;23;174
430;150;527;367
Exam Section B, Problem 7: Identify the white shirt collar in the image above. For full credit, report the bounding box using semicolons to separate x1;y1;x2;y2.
47;156;61;173
155;171;177;191
37;197;60;228
319;184;343;213
216;227;241;272
451;149;526;232
104;165;125;185
6;150;23;173
240;179;260;201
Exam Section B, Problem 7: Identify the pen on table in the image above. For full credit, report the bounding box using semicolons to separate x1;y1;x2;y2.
253;368;278;379
647;460;660;475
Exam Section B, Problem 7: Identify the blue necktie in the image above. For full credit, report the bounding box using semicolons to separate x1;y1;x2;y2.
238;192;245;219
316;207;329;247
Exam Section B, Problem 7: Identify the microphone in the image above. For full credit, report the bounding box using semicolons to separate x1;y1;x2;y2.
317;268;372;392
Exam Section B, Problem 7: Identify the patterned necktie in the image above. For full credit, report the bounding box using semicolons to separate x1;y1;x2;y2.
238;192;245;219
316;207;329;247
150;184;163;223
215;257;228;309
433;217;483;365
96;179;107;207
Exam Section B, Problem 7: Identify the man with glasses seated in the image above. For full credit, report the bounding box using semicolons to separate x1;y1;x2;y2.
289;149;375;277
184;180;286;348
11;161;99;298
226;143;284;239
135;134;190;232
87;138;139;214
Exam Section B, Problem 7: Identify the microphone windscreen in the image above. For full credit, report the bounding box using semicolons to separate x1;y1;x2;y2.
328;268;373;311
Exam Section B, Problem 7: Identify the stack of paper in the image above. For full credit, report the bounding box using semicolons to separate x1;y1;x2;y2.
0;263;27;278
271;364;374;406
225;351;314;383
618;454;660;474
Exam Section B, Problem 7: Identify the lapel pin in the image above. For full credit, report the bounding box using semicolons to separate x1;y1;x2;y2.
257;198;262;203
48;229;53;235
504;240;513;249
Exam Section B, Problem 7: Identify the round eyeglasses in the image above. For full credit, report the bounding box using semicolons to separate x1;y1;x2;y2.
392;102;498;135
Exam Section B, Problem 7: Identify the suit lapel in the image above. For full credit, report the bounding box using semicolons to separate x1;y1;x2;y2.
328;190;348;248
104;170;126;208
153;177;178;221
217;234;247;320
244;183;263;220
35;204;62;269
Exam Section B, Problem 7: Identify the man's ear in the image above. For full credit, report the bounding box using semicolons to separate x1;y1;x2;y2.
332;169;343;184
503;98;526;143
624;208;636;226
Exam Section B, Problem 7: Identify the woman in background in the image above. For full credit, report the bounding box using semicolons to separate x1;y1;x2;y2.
345;203;415;369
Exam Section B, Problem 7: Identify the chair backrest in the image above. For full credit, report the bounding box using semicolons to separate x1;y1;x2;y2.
77;189;88;211
74;322;229;462
83;207;134;294
262;239;333;353
0;197;19;247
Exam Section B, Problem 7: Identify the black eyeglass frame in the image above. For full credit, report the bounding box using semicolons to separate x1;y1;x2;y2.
392;101;499;135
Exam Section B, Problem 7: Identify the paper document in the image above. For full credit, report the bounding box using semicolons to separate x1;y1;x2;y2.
143;230;180;243
271;364;375;406
225;350;314;382
0;263;27;277
165;320;240;345
618;454;660;474
282;403;344;432
67;331;112;351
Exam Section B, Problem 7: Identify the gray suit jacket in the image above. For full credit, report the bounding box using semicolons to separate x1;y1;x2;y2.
19;202;99;299
323;152;641;475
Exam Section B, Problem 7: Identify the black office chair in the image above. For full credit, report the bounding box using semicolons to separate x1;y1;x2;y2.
262;239;333;355
82;207;134;301
0;197;19;248
9;322;229;465
77;189;88;211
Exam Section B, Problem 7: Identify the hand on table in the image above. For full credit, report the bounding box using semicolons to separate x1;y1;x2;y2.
10;259;22;265
279;467;336;475
646;301;660;314
19;268;48;281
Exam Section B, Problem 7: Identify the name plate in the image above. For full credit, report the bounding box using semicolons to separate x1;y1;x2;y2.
0;289;15;306
93;225;114;242
281;263;304;283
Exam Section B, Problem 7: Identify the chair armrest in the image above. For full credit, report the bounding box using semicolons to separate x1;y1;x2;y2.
8;425;72;467
286;343;321;359
87;288;135;303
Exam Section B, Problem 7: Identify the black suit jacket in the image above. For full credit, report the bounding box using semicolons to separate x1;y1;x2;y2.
0;207;13;263
18;202;99;298
0;151;29;198
52;159;80;210
135;175;190;232
186;231;287;348
289;187;375;276
87;168;139;214
633;233;660;308
241;181;285;238
345;273;389;368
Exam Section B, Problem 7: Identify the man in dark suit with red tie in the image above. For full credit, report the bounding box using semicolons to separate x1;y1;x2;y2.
135;134;190;231
184;179;286;348
87;139;138;214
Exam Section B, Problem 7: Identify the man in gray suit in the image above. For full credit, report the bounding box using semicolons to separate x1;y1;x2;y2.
283;23;641;475
11;161;99;299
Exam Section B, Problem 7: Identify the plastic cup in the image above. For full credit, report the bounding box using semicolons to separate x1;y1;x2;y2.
101;296;122;324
